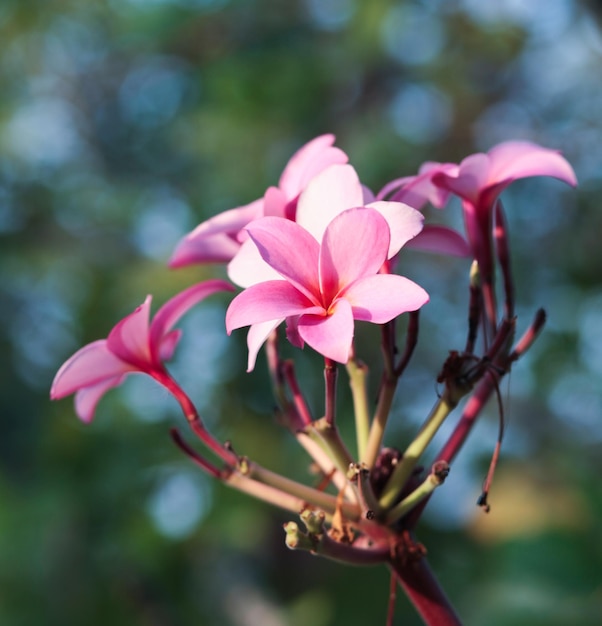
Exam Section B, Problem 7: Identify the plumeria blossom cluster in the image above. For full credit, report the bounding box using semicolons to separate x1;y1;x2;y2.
51;134;576;626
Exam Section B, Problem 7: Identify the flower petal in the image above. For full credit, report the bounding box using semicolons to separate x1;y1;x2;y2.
405;225;471;257
486;141;577;189
246;319;282;372
263;186;288;218
298;298;354;363
226;281;322;333
278;134;348;198
433;153;490;204
366;201;424;258
150;279;234;361
246;217;321;303
378;163;457;209
107;297;153;366
169;232;242;267
51;340;135;399
228;239;284;288
319;208;390;302
344;274;429;323
168;199;263;267
159;329;182;361
295;164;364;241
73;374;128;423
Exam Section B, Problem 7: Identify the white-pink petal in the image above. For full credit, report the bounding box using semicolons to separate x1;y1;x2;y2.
366;201;424;258
228;239;283;288
295;164;365;241
246;319;282;372
343;274;429;323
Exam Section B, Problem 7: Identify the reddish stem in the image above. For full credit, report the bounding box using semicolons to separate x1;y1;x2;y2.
390;554;462;626
394;310;420;378
282;360;313;426
494;202;515;320
153;370;238;467
170;428;223;479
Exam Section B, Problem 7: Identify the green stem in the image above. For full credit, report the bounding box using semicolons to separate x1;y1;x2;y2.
385;461;449;525
296;432;357;503
346;359;371;462
306;417;355;479
363;377;397;469
379;394;456;509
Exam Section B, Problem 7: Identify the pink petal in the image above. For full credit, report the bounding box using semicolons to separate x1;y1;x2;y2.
168;199;263;267
295;164;365;241
285;316;303;349
416;162;459;208
246;217;321;303
150;279;234;361
319;208;390;303
433;153;490;204
486;141;577;189
378;163;457;209
376;175;415;201
362;185;376;203
51;340;135;399
73;374;128;423
405;225;471;257
169;232;242;267
366;201;424;257
107;297;153;366
227;239;284;288
344;274;429;323
246;319;282;372
159;329;182;361
226;281;322;333
263;186;288;218
278;134;348;198
298;298;354;363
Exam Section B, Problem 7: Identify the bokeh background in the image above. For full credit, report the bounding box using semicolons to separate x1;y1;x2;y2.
1;1;601;624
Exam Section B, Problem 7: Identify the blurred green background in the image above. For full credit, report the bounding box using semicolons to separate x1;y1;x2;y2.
1;1;601;624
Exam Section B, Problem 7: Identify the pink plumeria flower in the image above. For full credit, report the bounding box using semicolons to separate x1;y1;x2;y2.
51;280;234;423
226;207;429;369
431;140;577;283
228;163;429;288
169;134;348;267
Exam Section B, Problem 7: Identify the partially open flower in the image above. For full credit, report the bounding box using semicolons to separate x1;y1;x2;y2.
51;280;233;422
169;134;348;267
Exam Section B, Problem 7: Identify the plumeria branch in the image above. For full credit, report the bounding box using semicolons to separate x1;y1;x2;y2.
52;134;577;626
